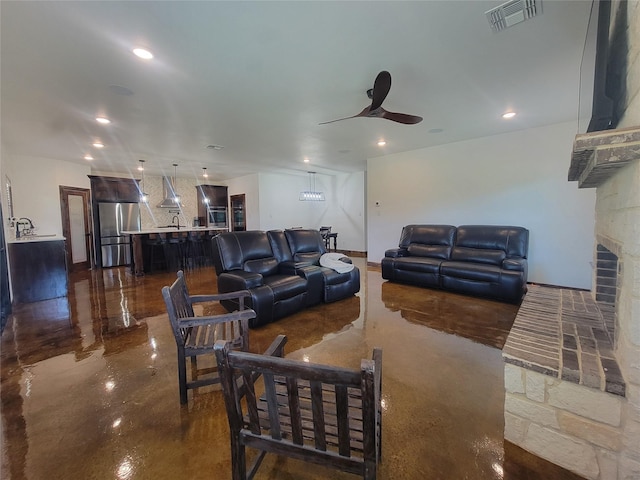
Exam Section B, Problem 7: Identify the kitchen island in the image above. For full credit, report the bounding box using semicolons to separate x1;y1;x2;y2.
122;226;228;276
8;235;68;303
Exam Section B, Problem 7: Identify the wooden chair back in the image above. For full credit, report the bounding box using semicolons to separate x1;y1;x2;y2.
162;270;255;404
214;335;382;480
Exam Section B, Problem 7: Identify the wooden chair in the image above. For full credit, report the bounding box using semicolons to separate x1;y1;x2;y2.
319;226;331;250
162;270;255;404
214;334;383;480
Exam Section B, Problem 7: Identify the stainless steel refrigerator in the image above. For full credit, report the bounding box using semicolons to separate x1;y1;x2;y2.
98;203;141;267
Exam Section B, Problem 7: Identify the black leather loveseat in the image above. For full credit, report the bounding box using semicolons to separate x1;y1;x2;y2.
211;229;360;327
381;225;529;303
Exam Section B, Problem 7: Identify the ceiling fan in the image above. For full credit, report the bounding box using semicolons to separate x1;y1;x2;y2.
319;71;423;125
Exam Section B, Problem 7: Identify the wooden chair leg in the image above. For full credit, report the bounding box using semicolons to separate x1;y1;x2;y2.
231;439;247;480
177;350;188;405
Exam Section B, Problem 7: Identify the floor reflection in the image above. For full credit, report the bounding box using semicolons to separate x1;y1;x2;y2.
1;259;585;480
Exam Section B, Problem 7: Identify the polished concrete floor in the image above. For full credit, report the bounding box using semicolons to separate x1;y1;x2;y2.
0;258;585;479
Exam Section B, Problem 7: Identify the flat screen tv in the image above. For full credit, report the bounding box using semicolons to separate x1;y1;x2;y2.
579;0;626;134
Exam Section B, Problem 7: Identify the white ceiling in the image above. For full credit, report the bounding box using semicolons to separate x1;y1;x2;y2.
1;1;594;181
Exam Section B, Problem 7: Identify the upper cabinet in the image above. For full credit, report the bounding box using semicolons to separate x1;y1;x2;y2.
198;185;228;206
89;176;140;203
196;185;228;218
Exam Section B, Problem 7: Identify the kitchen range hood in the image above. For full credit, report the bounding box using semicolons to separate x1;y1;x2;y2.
157;176;181;208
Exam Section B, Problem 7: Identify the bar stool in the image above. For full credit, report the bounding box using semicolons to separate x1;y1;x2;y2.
166;231;188;271
144;233;168;273
186;231;207;268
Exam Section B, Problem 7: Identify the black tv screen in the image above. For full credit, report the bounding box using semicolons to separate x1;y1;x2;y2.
579;0;626;134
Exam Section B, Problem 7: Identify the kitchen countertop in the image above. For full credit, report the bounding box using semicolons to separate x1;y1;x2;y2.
8;235;65;244
122;226;229;235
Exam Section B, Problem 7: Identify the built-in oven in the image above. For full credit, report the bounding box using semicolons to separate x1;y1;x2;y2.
207;206;228;228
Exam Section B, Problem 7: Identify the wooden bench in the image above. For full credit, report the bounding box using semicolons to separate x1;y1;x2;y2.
214;335;382;480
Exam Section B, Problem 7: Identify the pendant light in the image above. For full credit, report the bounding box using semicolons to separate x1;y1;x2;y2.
299;171;325;201
201;167;210;204
138;160;149;203
172;163;180;204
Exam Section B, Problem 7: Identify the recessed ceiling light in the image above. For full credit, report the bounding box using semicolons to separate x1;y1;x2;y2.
303;158;310;163
377;140;386;146
133;48;153;60
502;112;516;119
96;116;111;124
84;155;94;161
92;142;104;149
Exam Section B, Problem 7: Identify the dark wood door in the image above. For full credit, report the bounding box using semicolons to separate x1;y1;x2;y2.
230;194;246;231
60;186;92;271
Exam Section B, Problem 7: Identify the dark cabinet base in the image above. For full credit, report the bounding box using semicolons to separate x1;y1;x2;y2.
9;240;68;303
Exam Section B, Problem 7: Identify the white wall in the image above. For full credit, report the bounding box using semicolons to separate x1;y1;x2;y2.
367;121;596;289
4;155;91;238
256;172;366;252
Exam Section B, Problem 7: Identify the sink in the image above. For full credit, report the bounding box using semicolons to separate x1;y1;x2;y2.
15;234;58;241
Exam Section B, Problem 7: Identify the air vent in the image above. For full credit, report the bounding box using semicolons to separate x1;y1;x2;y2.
486;0;540;32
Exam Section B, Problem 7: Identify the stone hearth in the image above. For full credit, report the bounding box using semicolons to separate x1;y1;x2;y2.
503;285;625;395
503;287;627;479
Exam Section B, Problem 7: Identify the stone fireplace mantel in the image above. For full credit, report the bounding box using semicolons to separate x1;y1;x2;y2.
568;125;640;188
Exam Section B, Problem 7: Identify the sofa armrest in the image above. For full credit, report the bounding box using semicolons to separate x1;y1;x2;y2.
502;258;527;272
218;271;264;292
385;248;408;258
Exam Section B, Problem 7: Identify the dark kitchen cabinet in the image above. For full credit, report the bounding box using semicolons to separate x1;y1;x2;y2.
8;239;68;303
196;185;228;220
89;176;140;203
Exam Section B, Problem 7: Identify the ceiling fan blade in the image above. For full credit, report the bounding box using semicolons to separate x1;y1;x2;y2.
319;106;371;125
380;109;423;125
370;71;391;111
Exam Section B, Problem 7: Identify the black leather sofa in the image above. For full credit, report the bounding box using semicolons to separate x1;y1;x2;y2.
211;229;360;327
381;225;529;303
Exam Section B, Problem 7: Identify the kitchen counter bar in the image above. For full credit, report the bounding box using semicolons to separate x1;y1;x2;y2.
122;227;228;276
8;238;68;303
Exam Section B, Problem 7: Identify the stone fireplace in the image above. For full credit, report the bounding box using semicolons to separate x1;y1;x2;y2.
503;125;640;479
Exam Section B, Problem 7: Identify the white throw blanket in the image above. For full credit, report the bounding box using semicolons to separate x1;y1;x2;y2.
320;252;354;273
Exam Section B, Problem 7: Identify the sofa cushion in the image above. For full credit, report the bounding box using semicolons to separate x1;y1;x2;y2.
399;224;456;250
285;229;326;258
212;230;273;273
456;225;529;258
408;244;451;259
267;230;294;263
262;274;308;301
392;256;442;274
244;257;279;277
440;261;502;283
450;246;506;266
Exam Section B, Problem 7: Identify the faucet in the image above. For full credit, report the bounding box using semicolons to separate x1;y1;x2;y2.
171;215;181;229
16;217;34;238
